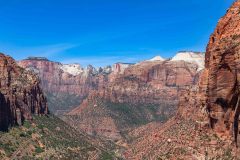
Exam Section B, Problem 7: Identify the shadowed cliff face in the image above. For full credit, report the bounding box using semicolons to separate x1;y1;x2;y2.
204;0;240;144
0;92;11;131
177;0;240;146
0;53;48;131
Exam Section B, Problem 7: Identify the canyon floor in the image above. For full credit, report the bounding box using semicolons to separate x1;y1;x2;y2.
1;0;240;159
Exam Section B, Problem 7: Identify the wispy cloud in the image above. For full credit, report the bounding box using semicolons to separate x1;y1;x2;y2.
0;43;78;60
34;43;78;57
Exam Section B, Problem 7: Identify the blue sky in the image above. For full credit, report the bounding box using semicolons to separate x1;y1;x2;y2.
0;0;235;67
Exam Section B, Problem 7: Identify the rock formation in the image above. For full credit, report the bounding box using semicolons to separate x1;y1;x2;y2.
18;57;109;96
204;0;240;145
100;60;201;104
112;62;134;74
177;1;240;146
0;53;47;131
18;53;204;140
126;1;240;159
67;58;203;140
18;57;111;114
171;51;205;71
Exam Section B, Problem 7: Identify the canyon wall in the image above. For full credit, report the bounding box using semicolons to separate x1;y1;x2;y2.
101;60;200;104
18;58;111;114
67;58;203;140
18;53;204;140
177;0;240;145
127;2;240;158
0;53;48;131
18;58;110;95
205;0;240;144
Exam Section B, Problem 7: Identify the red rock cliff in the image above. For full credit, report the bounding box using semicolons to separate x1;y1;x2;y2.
18;59;103;95
101;60;200;104
0;53;48;131
178;0;240;146
67;60;202;140
205;0;240;144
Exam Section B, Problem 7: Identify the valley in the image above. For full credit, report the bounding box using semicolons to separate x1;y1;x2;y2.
0;0;240;159
18;51;204;143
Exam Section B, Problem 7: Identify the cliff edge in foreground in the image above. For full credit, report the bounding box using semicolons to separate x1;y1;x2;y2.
0;53;48;131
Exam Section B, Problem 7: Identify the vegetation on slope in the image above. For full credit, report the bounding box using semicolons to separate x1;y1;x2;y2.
46;92;84;115
104;101;170;128
0;115;117;160
64;98;175;143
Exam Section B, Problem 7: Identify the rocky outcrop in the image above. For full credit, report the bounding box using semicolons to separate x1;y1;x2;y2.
171;51;205;71
67;59;203;140
101;60;201;104
112;63;134;74
0;53;47;131
18;53;204;113
123;1;240;158
176;0;240;147
177;70;208;121
18;58;108;96
18;54;204;140
203;0;240;145
18;58;111;113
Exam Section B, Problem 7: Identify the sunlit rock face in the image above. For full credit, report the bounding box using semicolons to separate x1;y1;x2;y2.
18;58;98;95
112;62;134;74
103;60;201;104
0;53;48;131
171;51;205;71
18;54;204;140
204;1;240;142
18;58;111;114
177;0;240;145
67;59;203;140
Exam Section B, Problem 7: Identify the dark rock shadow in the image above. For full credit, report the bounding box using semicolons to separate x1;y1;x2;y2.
0;92;11;131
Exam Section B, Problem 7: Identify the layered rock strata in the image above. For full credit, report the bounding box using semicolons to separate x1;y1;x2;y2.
0;53;48;131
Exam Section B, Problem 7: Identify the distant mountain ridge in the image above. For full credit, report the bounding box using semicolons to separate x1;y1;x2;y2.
18;51;205;141
21;51;204;76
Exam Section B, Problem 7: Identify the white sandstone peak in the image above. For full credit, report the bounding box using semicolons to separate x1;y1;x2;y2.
148;56;165;61
171;51;205;71
60;63;84;76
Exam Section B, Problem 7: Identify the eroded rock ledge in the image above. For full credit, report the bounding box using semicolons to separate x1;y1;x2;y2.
0;53;48;131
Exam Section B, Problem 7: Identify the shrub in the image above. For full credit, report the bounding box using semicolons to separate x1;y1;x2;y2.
35;147;44;154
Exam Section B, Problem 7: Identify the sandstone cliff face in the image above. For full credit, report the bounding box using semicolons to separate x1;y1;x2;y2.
102;60;200;104
18;58;110;113
0;53;47;131
18;59;106;96
18;54;204;141
67;60;202;140
123;2;240;159
176;0;240;146
177;70;208;121
203;0;240;144
18;57;202;115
